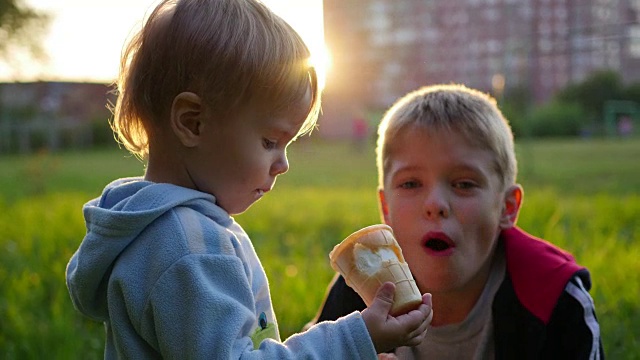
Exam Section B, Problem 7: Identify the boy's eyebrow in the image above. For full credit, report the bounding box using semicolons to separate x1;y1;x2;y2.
387;164;423;178
389;161;491;177
451;162;488;174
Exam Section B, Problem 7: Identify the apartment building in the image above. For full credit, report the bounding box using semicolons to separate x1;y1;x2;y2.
320;0;640;137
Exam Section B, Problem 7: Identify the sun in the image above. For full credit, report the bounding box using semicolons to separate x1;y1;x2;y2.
261;0;330;90
308;42;332;92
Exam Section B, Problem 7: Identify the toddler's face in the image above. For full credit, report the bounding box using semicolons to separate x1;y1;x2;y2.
187;91;311;215
378;128;513;296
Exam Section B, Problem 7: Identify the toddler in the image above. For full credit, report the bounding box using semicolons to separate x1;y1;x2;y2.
65;0;432;358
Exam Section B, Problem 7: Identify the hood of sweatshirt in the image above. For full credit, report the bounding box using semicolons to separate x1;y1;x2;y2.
65;177;229;321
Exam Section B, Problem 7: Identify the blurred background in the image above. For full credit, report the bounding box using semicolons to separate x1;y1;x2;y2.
0;0;638;358
0;0;327;152
2;0;639;151
321;0;640;140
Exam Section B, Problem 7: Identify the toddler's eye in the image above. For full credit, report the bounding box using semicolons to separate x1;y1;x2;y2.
263;138;277;150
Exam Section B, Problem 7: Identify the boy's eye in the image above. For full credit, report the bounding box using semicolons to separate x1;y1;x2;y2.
399;180;420;189
263;138;277;150
453;180;477;190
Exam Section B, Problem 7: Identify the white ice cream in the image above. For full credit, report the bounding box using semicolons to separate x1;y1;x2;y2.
353;243;398;276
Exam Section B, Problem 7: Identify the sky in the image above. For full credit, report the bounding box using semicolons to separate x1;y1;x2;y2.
0;0;325;83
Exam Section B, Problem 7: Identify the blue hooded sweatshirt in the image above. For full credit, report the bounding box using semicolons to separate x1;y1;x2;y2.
66;177;376;359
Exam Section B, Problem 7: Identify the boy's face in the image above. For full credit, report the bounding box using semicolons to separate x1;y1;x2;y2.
378;127;521;297
187;91;311;215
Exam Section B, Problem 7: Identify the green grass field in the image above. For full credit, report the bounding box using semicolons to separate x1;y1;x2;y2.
0;138;638;358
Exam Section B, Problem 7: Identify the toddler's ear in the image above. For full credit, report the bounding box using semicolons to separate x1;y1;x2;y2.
500;185;523;229
171;92;203;147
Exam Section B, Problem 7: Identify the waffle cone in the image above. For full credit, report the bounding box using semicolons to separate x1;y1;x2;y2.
329;224;422;316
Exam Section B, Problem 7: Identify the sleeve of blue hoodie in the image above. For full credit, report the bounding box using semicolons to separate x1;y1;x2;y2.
66;178;377;359
144;248;375;359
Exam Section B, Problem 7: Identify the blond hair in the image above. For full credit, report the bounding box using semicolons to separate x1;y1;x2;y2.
111;0;320;158
376;84;517;188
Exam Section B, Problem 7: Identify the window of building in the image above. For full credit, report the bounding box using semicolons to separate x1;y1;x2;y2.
629;26;640;58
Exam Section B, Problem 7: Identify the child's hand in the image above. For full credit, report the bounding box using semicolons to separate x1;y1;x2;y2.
378;353;398;360
361;282;433;354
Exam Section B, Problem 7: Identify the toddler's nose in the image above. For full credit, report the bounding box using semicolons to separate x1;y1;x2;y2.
271;152;289;176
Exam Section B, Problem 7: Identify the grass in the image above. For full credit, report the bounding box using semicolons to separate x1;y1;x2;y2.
0;137;638;358
516;138;640;196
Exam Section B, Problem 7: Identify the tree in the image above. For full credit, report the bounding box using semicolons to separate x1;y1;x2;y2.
555;70;624;122
526;101;586;137
623;82;640;104
0;0;49;62
500;85;532;138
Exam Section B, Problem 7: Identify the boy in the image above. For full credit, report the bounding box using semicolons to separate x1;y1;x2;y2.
309;84;603;358
65;0;432;358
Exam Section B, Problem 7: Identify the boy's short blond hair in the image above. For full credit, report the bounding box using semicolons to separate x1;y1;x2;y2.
376;84;517;189
112;0;321;159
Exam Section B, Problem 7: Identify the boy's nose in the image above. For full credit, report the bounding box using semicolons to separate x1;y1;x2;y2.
424;188;450;219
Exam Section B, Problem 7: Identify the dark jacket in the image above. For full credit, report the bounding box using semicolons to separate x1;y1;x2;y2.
312;227;604;359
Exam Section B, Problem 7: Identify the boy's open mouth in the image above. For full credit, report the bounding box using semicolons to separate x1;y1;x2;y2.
423;232;456;253
425;238;452;251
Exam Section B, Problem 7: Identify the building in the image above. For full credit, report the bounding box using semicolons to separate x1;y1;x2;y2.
319;0;640;138
0;81;115;153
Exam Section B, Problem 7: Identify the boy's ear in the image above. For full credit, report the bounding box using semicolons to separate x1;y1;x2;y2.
499;184;523;229
170;92;203;147
378;188;391;225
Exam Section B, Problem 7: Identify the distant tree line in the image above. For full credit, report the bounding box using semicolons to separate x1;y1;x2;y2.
501;70;640;138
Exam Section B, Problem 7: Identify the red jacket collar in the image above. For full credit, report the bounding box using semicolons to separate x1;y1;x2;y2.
502;227;585;324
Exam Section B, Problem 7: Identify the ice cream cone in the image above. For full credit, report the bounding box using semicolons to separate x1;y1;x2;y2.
329;224;422;316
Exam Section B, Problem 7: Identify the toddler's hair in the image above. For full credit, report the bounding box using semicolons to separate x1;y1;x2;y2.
112;0;320;158
376;84;517;188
